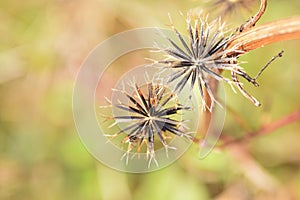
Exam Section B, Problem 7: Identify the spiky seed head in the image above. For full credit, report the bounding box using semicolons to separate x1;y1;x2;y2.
211;0;255;17
156;12;238;110
155;11;265;109
105;81;192;167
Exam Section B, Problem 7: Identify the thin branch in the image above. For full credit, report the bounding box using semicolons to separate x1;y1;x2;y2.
258;109;300;135
253;50;284;81
197;0;268;136
197;0;300;140
238;0;267;32
221;109;300;147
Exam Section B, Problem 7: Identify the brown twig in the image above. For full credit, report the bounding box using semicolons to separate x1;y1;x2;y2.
238;0;267;32
197;0;268;137
197;0;300;142
221;109;300;147
257;109;300;136
228;16;300;54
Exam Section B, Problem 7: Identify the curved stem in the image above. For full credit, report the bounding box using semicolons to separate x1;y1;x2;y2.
197;16;300;140
228;16;300;54
238;0;267;32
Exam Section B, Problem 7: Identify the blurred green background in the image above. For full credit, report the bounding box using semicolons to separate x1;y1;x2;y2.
1;0;300;199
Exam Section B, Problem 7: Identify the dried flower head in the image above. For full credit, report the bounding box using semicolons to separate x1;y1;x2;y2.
211;0;255;17
156;12;263;109
104;81;192;167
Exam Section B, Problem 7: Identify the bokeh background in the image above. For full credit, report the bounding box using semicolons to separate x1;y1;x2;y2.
1;0;300;199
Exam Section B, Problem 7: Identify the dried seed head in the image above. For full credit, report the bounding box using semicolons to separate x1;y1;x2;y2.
156;12;238;110
210;0;255;17
105;81;192;167
156;11;269;109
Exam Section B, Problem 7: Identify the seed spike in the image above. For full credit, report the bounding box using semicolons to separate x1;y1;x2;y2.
253;50;284;81
104;80;191;165
155;11;270;108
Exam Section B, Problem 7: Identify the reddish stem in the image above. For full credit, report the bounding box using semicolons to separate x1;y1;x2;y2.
221;109;300;146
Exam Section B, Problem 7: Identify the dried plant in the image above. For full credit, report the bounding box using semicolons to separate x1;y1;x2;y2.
156;11;265;110
199;0;300;138
156;13;234;110
102;0;300;165
202;0;300;109
210;0;256;16
104;81;191;166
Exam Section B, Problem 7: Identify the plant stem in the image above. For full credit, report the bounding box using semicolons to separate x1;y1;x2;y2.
197;15;300;140
221;109;300;146
228;16;300;54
